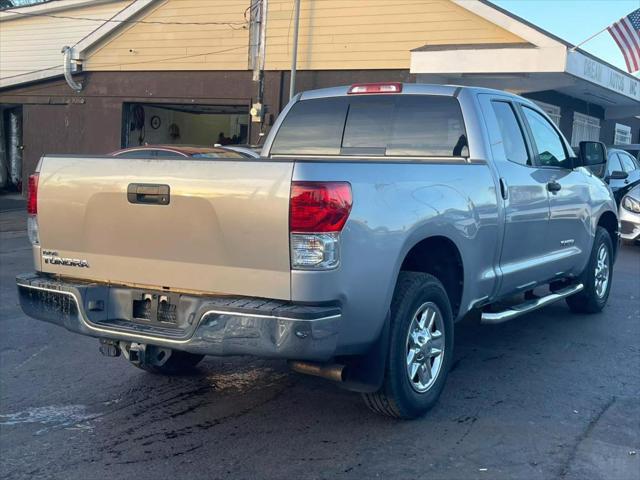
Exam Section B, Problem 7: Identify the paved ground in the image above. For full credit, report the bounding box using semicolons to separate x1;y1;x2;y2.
1;208;638;480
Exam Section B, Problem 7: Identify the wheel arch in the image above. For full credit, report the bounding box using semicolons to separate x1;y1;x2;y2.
397;235;465;318
597;210;619;259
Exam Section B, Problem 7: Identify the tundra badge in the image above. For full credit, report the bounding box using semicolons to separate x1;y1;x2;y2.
42;250;90;268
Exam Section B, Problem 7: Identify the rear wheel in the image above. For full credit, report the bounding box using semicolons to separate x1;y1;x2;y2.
566;227;613;314
362;272;454;419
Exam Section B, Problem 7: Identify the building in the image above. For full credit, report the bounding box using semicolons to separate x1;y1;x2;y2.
1;0;639;192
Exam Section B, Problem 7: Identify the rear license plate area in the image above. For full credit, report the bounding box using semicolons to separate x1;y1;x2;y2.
132;292;179;326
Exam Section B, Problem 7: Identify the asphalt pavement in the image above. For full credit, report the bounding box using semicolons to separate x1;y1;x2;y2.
1;208;639;480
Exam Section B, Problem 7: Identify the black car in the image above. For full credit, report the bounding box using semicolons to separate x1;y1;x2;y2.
606;148;640;205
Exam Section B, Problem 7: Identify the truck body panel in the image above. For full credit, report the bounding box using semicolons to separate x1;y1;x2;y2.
36;156;294;300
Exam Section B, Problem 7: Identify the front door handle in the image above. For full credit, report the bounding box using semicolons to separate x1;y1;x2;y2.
547;181;562;193
127;183;170;205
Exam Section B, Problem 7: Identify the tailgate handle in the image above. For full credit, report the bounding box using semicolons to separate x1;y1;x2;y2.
127;183;170;205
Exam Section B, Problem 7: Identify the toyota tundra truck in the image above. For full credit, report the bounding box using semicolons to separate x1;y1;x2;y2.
17;83;619;418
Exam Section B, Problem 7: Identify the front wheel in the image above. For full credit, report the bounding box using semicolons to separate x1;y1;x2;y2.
362;272;454;419
566;226;614;314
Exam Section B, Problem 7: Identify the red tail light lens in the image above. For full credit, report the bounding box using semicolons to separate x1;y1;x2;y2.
27;173;39;215
290;182;352;233
348;82;402;94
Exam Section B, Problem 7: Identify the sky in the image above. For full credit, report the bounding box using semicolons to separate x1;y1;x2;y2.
492;0;640;75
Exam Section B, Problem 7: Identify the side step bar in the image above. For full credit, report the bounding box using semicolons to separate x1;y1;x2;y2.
481;284;584;325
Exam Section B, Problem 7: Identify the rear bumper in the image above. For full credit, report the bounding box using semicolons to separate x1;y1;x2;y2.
16;273;341;361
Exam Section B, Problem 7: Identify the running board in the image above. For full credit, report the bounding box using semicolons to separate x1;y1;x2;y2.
481;284;584;325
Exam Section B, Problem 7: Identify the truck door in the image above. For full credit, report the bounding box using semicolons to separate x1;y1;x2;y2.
518;105;592;279
478;95;556;295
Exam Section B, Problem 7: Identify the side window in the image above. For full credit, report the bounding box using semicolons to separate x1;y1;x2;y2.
155;150;186;158
114;149;158;158
491;101;530;166
619;153;637;173
522;106;570;168
607;153;624;175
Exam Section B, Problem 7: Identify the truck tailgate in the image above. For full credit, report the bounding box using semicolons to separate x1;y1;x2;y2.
36;156;293;300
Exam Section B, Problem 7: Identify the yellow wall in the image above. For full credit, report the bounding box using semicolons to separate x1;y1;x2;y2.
85;0;250;71
85;0;525;72
265;0;525;70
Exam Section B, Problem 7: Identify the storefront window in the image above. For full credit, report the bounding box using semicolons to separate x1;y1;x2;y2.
570;112;601;147
614;124;632;145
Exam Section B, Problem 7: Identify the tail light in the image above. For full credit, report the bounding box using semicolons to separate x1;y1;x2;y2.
27;174;39;214
348;82;402;94
289;182;352;270
27;173;39;245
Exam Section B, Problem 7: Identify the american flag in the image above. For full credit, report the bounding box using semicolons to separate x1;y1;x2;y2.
607;8;640;73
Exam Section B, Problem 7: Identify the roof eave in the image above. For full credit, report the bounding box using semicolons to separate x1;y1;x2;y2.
0;0;120;22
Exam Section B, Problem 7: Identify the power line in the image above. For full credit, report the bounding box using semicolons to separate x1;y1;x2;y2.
1;9;248;27
86;44;252;68
0;64;63;76
71;0;136;49
0;44;253;79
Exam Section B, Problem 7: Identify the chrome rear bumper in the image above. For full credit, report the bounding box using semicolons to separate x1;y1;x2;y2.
16;273;341;361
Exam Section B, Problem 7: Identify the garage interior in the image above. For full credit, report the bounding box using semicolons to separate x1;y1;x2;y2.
122;103;250;148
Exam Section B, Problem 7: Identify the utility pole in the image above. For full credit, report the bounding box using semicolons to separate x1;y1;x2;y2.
250;0;268;133
289;0;301;101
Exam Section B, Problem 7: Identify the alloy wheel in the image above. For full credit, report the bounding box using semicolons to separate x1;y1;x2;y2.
405;302;445;393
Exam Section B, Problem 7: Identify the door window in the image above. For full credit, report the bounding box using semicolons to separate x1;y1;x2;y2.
491;101;531;166
619;152;638;173
532;100;561;127
607;153;624;175
522;106;570;168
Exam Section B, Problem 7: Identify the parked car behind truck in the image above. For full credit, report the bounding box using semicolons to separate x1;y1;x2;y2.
17;83;619;418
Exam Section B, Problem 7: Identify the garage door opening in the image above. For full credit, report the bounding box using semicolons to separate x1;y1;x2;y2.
122;103;249;148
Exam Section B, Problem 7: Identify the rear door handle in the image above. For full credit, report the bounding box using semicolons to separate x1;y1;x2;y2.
127;183;170;205
547;181;561;193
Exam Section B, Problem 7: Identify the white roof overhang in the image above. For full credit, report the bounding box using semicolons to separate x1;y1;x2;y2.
410;0;640;119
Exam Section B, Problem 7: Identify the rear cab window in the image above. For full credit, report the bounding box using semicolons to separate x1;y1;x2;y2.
270;95;468;158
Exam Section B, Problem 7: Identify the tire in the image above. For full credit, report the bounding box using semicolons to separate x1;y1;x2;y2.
362;272;454;419
566;226;613;314
134;350;204;375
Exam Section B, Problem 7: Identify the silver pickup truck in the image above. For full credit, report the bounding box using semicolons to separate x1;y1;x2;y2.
17;83;619;418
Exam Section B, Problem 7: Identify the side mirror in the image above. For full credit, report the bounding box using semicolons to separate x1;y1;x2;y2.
575;141;607;177
578;141;607;166
607;170;629;181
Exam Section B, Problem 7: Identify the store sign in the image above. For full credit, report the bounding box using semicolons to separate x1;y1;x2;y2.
566;51;640;102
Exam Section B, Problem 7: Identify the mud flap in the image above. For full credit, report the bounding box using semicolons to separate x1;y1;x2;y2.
339;312;390;393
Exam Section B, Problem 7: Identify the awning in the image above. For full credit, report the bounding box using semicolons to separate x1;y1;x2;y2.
410;44;639;120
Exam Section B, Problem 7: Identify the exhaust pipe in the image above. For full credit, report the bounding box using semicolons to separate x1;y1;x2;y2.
288;360;345;383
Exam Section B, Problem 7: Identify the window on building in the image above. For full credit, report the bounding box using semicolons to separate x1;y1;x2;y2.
532;100;561;127
570;112;601;147
522;106;570;168
491;101;531;166
614;124;632;145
